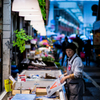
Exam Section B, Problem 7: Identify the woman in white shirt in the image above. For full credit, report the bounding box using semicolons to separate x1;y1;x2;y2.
59;43;84;100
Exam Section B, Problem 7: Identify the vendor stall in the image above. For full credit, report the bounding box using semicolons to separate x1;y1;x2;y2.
12;80;67;100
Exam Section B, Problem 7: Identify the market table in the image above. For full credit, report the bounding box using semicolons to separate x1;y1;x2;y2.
17;70;68;100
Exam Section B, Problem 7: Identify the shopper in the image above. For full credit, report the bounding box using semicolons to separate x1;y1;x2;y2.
76;35;84;56
72;38;79;54
84;39;91;66
62;36;69;66
59;43;84;100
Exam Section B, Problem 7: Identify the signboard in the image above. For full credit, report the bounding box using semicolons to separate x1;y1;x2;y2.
93;32;100;45
18;75;26;82
46;78;66;97
93;21;100;31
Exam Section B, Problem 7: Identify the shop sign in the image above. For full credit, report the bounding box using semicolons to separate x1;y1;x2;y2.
59;26;74;32
18;75;26;82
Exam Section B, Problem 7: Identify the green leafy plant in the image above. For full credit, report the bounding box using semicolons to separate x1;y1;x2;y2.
38;0;46;20
55;62;64;71
12;29;33;53
42;56;55;62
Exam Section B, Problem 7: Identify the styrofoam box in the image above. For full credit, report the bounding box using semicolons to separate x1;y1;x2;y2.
19;70;62;81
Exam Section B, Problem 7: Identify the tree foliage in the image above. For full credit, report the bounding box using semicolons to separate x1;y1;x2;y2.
38;0;46;20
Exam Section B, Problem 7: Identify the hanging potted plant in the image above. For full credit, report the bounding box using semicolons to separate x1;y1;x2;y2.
12;28;33;53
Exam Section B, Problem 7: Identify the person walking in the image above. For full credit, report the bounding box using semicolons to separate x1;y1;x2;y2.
59;43;84;100
84;39;91;66
76;36;84;56
72;38;79;54
61;36;69;66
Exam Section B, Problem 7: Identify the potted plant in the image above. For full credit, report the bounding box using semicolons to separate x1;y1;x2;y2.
41;54;55;66
12;28;33;53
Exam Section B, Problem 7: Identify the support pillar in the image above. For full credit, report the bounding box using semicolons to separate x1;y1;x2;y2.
2;0;11;88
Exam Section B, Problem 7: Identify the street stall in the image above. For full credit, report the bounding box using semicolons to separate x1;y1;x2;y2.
2;69;67;100
20;42;59;71
11;80;67;100
9;69;67;100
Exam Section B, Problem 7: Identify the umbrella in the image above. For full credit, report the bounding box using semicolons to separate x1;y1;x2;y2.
69;34;76;37
80;35;88;40
39;40;49;47
68;34;76;40
68;37;76;40
42;40;48;43
46;31;56;36
56;34;65;40
30;39;37;44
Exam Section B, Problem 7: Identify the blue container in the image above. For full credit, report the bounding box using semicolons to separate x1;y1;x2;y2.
11;65;17;69
11;69;19;73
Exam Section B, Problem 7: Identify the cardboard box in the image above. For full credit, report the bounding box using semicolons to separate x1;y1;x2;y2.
12;89;30;95
36;87;47;96
12;83;30;95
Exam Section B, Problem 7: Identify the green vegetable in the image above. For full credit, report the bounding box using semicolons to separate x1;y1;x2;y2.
55;62;64;71
42;56;55;62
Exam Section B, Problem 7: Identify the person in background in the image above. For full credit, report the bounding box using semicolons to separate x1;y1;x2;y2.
84;39;91;66
57;37;62;61
76;35;84;56
59;43;84;100
72;38;79;54
61;36;69;66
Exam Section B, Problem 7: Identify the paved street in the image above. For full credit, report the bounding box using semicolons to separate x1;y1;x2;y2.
83;61;100;100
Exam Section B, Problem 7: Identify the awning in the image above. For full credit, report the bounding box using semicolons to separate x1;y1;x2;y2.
12;0;46;36
12;0;39;12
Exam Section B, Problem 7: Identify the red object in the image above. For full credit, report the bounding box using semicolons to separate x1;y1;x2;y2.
80;52;85;59
68;67;71;71
8;96;13;100
68;37;76;40
50;82;57;89
68;64;71;71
